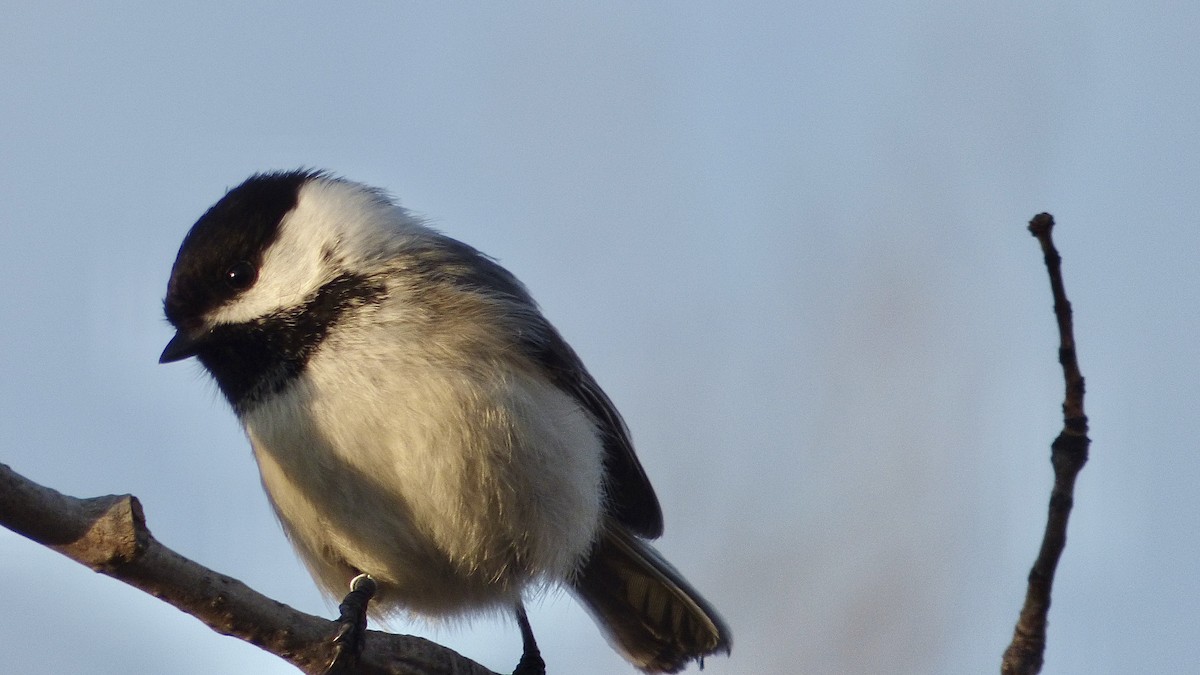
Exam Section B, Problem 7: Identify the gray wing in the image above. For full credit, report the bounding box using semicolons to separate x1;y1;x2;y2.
522;319;665;538
413;234;665;538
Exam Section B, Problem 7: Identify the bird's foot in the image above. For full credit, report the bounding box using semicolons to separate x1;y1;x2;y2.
513;651;546;675
512;604;546;675
325;573;377;675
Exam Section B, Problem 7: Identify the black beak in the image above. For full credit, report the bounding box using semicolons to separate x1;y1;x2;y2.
160;329;203;363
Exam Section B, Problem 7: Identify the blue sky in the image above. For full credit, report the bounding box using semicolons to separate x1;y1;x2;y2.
2;3;1197;674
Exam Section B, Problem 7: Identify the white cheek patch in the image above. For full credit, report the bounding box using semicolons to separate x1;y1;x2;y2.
205;178;416;327
206;219;330;326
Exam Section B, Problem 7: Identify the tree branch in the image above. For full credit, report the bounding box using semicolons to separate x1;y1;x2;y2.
0;461;498;675
1001;213;1091;675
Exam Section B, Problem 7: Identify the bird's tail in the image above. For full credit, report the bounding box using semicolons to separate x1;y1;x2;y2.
570;526;732;673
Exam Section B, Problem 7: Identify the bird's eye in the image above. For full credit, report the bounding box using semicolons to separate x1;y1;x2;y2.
225;261;258;291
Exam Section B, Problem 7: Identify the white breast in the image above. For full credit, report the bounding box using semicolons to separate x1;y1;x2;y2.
241;309;607;617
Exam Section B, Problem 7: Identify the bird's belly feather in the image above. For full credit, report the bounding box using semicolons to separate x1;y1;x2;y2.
241;351;605;617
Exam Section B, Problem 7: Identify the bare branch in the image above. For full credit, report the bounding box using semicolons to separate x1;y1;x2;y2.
0;461;498;675
1001;213;1091;675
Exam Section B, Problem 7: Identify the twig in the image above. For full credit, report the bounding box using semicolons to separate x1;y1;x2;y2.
0;461;497;675
1000;213;1091;675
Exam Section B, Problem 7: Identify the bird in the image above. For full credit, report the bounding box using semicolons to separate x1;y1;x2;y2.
159;169;731;673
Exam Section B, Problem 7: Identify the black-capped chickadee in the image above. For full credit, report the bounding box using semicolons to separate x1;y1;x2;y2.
159;170;731;673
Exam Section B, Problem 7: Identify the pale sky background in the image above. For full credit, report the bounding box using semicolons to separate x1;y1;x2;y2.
1;3;1197;674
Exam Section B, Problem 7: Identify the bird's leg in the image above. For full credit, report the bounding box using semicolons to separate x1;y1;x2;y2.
513;604;546;675
325;573;377;675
